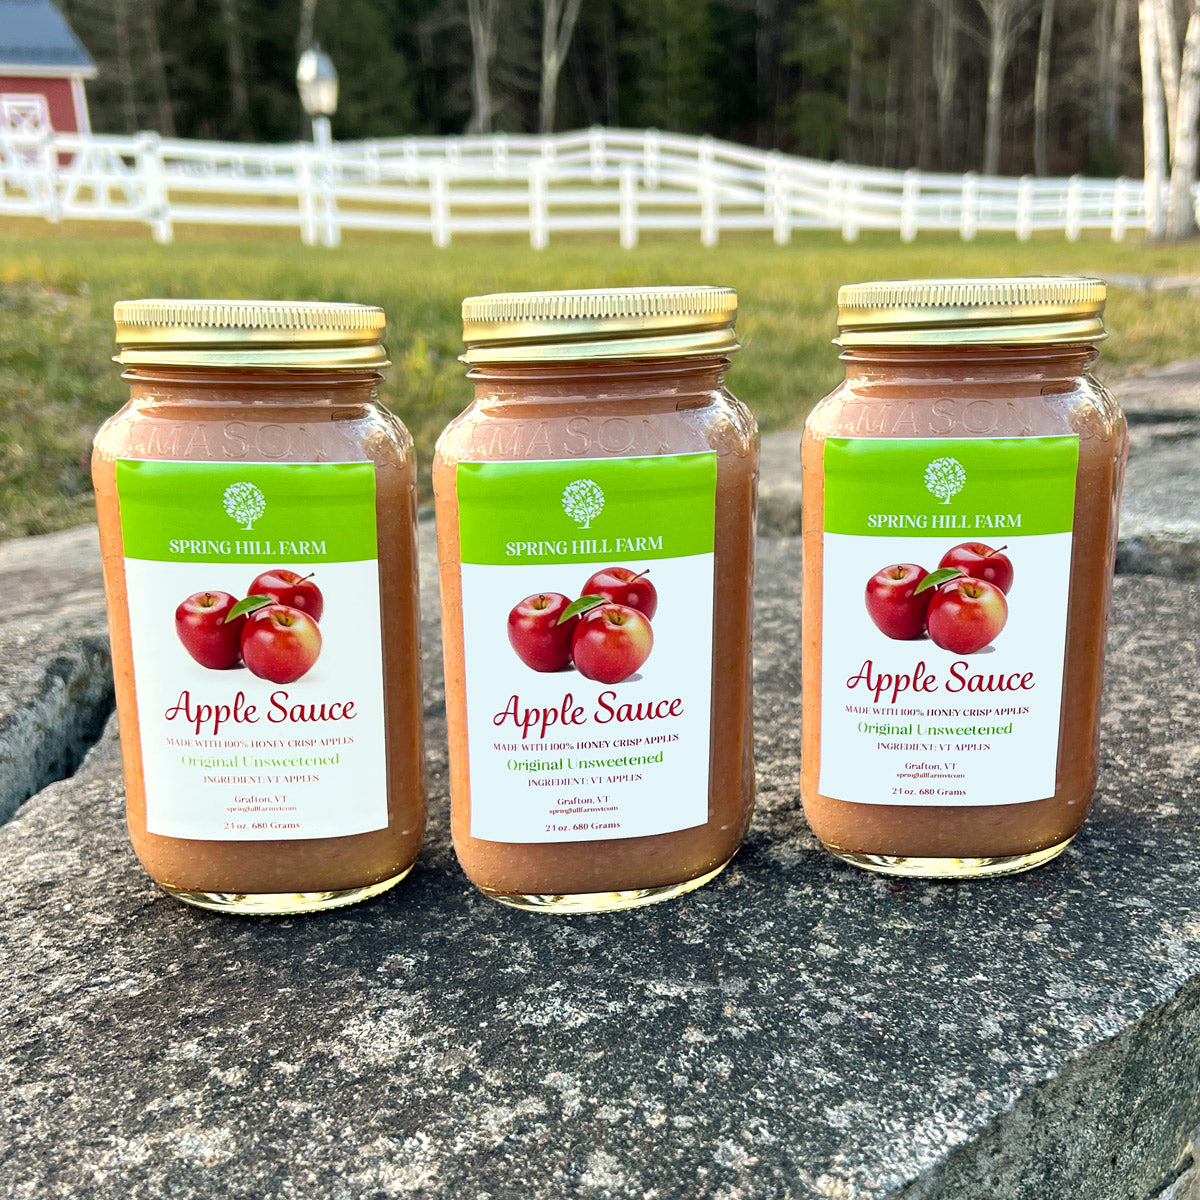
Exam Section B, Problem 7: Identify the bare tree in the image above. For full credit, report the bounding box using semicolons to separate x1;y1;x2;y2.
755;0;785;147
219;0;250;129
114;0;138;132
1093;0;1130;156
466;0;501;133
1033;0;1055;174
1166;0;1200;237
140;0;176;136
975;0;1037;174
538;0;582;133
883;35;901;166
846;35;863;162
929;0;960;169
908;1;933;166
1155;0;1181;145
1139;0;1169;236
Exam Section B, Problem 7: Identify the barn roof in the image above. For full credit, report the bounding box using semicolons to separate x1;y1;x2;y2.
0;0;96;77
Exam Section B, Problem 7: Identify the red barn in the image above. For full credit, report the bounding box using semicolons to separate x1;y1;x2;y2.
0;0;95;137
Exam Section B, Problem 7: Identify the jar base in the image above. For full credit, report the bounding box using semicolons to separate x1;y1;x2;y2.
827;837;1074;879
160;864;413;915
480;858;733;914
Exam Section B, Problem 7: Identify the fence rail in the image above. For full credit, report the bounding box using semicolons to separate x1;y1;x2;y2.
0;126;1182;247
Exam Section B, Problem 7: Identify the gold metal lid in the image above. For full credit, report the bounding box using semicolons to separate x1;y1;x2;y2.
836;277;1106;347
113;299;389;369
461;286;739;363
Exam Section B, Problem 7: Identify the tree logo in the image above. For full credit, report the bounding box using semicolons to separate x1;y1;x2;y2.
223;481;266;530
562;479;604;529
924;457;966;504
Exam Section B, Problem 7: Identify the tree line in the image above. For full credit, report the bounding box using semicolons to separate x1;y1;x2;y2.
55;0;1193;188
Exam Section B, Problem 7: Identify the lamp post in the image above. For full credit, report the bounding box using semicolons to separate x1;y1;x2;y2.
296;45;338;151
296;45;339;246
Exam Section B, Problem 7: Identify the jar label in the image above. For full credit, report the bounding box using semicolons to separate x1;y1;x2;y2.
115;460;389;840
456;453;716;843
819;436;1079;807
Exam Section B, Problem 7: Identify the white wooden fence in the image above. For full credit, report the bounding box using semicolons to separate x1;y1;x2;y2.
0;125;1182;248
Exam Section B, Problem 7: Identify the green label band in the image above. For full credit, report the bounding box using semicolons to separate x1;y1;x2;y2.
823;437;1079;537
457;453;718;566
115;460;378;563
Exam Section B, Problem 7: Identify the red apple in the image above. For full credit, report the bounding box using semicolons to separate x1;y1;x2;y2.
508;593;578;672
247;568;324;622
581;566;658;620
938;543;1014;595
865;564;932;640
926;578;1009;654
571;602;653;684
175;590;246;670
240;603;323;683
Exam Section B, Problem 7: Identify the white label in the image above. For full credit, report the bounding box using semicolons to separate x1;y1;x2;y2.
461;556;714;843
124;558;388;840
818;532;1071;806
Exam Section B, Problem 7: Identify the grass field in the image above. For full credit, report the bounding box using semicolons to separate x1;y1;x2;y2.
2;219;1199;539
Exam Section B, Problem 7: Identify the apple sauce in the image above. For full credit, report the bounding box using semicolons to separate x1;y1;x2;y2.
93;301;425;913
434;287;758;912
801;278;1126;877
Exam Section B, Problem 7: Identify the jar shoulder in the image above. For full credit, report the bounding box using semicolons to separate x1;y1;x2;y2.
92;398;413;468
435;388;757;470
804;372;1125;443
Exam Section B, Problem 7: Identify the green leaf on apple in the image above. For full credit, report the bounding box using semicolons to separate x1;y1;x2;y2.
914;567;965;595
225;594;274;622
558;594;608;624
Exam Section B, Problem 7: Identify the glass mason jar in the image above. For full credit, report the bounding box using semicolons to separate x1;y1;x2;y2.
433;286;759;912
92;300;426;913
801;277;1126;878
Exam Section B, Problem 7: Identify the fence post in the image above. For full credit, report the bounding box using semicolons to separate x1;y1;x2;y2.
644;128;660;190
403;138;417;183
431;162;450;247
1016;175;1033;242
900;168;919;242
37;133;61;224
530;159;549;249
494;132;507;177
589;125;604;184
840;168;860;241
298;143;318;245
137;132;172;244
619;164;638;249
699;136;718;246
960;172;977;241
319;138;340;248
826;161;842;229
1065;174;1082;242
768;151;791;245
1111;177;1128;242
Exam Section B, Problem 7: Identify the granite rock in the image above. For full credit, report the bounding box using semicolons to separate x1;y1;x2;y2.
0;525;112;823
1111;358;1200;418
1;538;1199;1199
756;429;804;539
1116;416;1200;581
